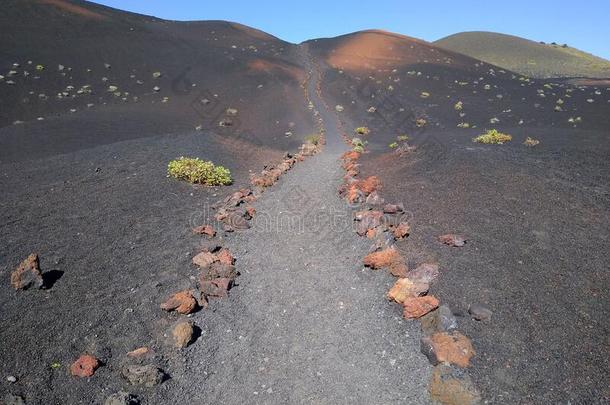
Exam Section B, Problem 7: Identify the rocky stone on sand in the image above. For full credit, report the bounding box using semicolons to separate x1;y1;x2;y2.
216;248;235;265
439;234;467;247
420;305;459;336
127;347;150;358
199;262;237;281
354;210;383;236
468;304;493;321
104;391;140;405
121;364;165;387
429;364;481;405
393;222;410;239
245;206;256;219
421;332;475;368
383;203;403;214
346;176;381;203
172;322;194;348
199;277;232;298
365;191;384;206
11;253;44;290
406;263;439;284
403;295;440;319
160;290;197;314
192;225;216;237
363;247;408;277
192;251;217;268
70;354;100;377
387;277;429;303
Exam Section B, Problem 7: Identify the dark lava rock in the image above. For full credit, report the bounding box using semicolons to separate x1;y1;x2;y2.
104;391;140;405
11;253;43;290
468;304;493;321
121;364;165;387
420;305;458;336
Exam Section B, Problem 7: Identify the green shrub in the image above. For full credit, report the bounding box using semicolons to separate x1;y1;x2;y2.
473;129;512;144
389;142;398;149
415;118;427;127
168;157;232;186
355;127;370;135
304;134;321;145
397;135;409;142
353;145;364;153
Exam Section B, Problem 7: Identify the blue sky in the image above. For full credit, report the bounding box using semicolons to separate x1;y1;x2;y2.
93;0;610;59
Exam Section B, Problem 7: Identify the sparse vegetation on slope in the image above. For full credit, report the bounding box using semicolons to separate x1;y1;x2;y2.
473;129;512;144
435;31;610;78
168;157;232;186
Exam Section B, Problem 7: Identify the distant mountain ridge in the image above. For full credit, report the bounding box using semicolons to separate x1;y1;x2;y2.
434;31;610;79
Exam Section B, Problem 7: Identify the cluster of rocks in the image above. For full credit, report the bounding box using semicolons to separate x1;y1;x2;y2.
338;149;481;404
250;140;322;189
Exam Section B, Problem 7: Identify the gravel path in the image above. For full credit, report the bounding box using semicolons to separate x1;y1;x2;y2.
190;47;432;404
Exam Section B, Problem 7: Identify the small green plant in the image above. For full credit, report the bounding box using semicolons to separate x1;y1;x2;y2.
457;122;470;128
355;126;370;135
389;142;398;149
454;101;463;111
396;135;409;142
415;118;427;127
168;157;232;186
473;129;512;144
304;134;321;145
352;137;365;152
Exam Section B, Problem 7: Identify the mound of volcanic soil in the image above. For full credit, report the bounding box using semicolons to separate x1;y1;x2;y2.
435;31;610;79
309;30;610;403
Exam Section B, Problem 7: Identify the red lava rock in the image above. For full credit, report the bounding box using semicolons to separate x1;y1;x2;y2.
403;295;439;319
192;251;217;268
387;277;430;303
439;234;467;247
358;176;381;194
70;354;99;378
366;229;377;239
11;253;44;290
216;248;234;265
160;290;197;314
192;225;216;237
199;277;232;298
346;176;381;203
421;332;476;368
429;364;482;405
363;247;407;276
341;150;361;161
393;222;410;239
245;206;256;218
